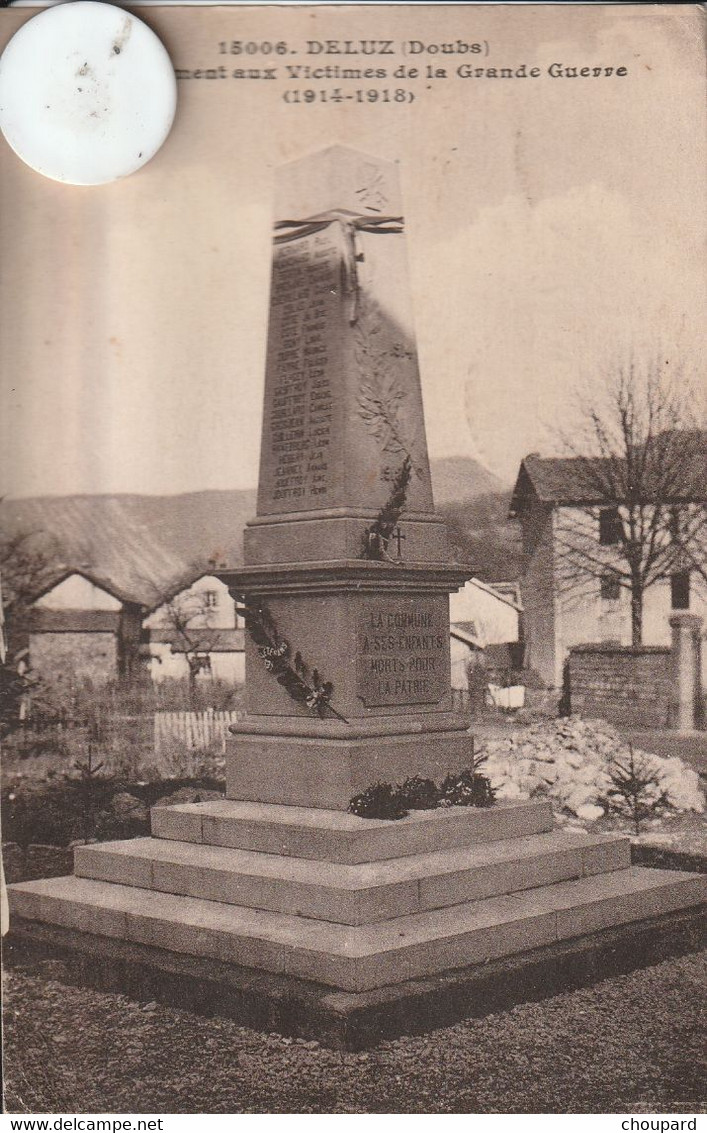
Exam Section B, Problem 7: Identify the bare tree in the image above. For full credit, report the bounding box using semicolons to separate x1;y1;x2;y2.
0;526;61;730
164;594;217;695
144;573;222;705
555;356;706;645
0;527;60;627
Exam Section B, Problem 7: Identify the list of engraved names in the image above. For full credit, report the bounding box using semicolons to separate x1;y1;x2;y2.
261;229;340;512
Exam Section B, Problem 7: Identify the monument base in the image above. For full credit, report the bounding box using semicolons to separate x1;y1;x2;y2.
6;906;706;1051
7;796;706;1048
226;728;478;809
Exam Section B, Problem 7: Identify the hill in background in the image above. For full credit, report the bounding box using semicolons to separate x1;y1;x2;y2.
429;456;506;507
0;456;521;600
430;457;521;581
438;490;521;582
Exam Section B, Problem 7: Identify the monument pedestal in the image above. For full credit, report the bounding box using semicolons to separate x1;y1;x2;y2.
226;731;478;810
224;559;475;809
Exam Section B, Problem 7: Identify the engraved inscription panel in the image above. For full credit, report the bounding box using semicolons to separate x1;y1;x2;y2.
357;597;449;707
258;226;341;515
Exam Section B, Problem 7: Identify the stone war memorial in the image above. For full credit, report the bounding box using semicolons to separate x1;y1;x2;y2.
7;147;706;1048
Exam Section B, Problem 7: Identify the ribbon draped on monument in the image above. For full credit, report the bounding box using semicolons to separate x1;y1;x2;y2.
274;215;404;325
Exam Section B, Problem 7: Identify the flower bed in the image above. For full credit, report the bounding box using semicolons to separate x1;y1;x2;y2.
1;778;225;851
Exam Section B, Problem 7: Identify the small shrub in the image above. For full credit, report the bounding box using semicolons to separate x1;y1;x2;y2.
439;769;497;809
397;775;439;810
348;782;408;820
469;740;489;773
72;738;110;842
601;744;672;835
152;786;224;809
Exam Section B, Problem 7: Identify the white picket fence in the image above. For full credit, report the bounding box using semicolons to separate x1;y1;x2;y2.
154;709;243;754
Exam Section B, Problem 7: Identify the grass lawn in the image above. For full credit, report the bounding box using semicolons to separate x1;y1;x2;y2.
3;951;706;1114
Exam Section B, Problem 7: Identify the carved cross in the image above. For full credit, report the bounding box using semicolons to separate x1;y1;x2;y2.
391;526;406;560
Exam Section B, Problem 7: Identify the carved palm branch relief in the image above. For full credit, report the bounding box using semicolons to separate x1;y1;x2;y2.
241;598;347;721
354;293;423;478
354;294;424;560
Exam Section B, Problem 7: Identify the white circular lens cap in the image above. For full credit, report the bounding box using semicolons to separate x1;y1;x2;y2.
0;2;177;185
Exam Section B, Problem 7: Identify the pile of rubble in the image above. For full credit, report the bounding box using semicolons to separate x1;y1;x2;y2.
483;716;704;822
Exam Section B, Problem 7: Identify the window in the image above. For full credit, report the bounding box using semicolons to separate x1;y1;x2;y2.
204;590;218;609
599;507;622;545
600;571;621;602
671;572;690;610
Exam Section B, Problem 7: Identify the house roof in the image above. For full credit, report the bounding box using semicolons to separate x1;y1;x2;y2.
469;577;523;613
31;567;148;609
31;565;224;616
509;430;707;516
511;455;605;509
150;572;231;610
450;622;483;648
0;494;203;610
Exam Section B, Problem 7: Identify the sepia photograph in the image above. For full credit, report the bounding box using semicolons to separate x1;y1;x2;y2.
0;1;705;1118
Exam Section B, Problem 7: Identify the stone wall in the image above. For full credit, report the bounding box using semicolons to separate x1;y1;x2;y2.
567;643;672;728
30;631;119;685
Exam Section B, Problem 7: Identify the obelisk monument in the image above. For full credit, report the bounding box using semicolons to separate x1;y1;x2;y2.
225;146;473;809
8;147;705;1048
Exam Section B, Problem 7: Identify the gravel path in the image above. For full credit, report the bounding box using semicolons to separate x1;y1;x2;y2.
3;952;706;1114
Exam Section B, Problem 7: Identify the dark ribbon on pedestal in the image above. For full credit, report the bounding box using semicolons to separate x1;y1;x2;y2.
273;214;404;324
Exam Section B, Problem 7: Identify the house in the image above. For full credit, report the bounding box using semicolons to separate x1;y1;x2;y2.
448;578;522;690
28;569;146;685
509;443;707;689
28;568;246;689
142;573;245;686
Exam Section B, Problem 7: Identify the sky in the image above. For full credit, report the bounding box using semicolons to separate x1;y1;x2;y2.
0;4;704;498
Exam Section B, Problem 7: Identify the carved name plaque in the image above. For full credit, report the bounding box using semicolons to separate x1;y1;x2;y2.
357;597;449;707
257;225;343;515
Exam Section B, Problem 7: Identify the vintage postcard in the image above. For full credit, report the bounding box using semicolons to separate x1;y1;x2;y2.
0;2;705;1118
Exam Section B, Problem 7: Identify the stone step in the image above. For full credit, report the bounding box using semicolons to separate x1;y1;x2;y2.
74;830;630;925
9;866;705;992
150;797;554;863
